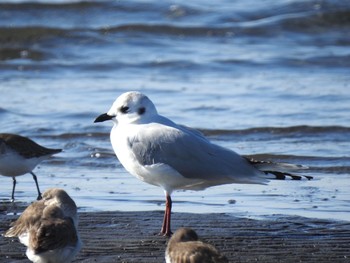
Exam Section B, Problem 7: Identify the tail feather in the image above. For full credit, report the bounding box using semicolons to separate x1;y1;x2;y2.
263;170;313;180
245;157;313;180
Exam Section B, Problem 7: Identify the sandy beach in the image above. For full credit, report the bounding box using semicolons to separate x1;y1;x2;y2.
1;203;349;263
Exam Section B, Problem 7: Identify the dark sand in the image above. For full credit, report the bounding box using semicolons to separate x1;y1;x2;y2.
1;204;350;263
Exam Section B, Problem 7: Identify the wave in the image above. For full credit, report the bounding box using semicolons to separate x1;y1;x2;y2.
54;126;350;174
0;1;107;10
200;125;350;137
55;125;350;138
0;1;165;12
0;47;45;61
281;10;350;33
51;125;350;143
0;107;10;115
1;1;349;37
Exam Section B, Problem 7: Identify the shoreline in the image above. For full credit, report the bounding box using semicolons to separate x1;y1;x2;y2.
1;207;350;263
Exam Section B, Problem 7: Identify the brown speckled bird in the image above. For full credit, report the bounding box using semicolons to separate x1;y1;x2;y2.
4;188;81;263
165;227;228;263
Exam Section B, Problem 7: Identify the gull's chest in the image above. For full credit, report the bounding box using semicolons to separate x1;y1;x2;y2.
110;126;142;172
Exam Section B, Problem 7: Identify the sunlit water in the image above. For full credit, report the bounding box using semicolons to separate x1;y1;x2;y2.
0;0;349;222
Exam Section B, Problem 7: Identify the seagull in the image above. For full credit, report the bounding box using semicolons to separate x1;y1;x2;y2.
165;227;228;263
4;188;82;263
94;91;311;236
0;133;62;201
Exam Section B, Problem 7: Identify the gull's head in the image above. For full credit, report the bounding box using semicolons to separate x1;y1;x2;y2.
94;91;158;125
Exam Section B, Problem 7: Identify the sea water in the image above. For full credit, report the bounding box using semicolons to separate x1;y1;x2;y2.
0;0;349;221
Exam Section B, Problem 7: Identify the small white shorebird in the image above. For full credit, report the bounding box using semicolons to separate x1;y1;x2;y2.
95;91;311;236
165;227;228;263
4;188;82;263
0;133;62;201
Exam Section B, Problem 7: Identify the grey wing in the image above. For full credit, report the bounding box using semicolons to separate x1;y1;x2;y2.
130;124;266;184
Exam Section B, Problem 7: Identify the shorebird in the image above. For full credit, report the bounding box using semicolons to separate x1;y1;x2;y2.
165;227;228;263
0;133;62;201
4;188;81;263
94;91;311;236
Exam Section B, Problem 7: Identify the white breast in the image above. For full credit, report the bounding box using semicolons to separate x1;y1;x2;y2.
0;150;41;177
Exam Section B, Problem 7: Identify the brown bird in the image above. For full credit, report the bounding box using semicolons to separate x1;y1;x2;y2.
0;133;61;201
165;227;229;263
4;188;81;263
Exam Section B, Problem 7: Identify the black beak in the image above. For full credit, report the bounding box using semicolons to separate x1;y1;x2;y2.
94;113;113;123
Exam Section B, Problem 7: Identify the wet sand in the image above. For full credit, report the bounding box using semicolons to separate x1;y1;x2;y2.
1;205;350;263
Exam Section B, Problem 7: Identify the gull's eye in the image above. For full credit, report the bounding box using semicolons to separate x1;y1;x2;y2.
138;107;146;115
120;106;129;114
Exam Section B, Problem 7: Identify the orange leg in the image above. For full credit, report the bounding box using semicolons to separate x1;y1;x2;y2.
160;193;172;236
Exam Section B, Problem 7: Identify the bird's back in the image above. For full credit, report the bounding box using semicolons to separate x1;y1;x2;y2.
0;134;62;159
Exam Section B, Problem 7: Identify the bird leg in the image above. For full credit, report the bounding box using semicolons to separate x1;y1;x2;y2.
160;193;172;237
30;172;42;200
11;177;16;202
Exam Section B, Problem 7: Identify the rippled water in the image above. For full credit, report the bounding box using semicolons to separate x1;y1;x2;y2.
0;0;349;221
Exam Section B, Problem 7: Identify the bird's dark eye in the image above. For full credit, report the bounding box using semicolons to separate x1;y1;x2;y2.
138;107;146;115
120;106;129;114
